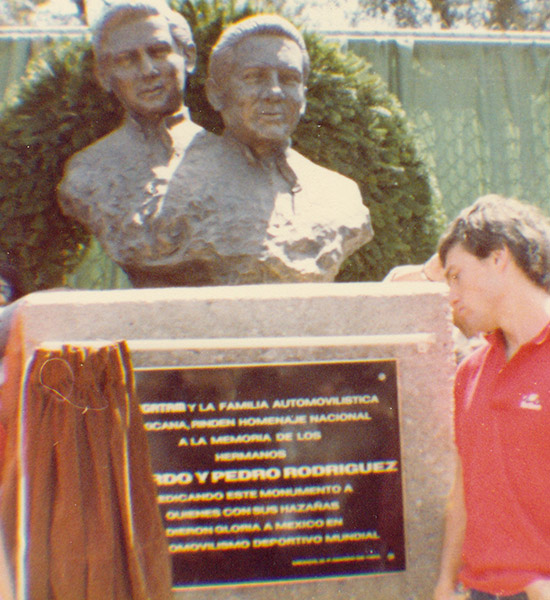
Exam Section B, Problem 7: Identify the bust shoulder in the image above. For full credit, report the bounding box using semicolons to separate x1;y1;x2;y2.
58;124;133;201
287;148;360;193
70;124;132;168
183;130;243;165
169;130;251;191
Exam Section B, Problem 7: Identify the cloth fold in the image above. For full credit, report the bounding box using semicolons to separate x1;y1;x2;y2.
0;333;171;600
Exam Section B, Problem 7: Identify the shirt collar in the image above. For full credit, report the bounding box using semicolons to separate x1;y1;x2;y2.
485;319;550;349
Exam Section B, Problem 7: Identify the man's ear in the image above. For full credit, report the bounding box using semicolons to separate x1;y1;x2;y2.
205;77;225;112
492;246;510;270
184;43;197;74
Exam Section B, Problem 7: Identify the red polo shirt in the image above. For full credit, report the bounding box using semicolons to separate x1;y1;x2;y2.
454;322;550;595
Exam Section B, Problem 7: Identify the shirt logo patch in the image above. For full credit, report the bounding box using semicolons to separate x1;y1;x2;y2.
519;393;542;411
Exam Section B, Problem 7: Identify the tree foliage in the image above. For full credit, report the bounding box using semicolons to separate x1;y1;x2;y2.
284;0;550;30
427;0;550;30
0;40;123;292
0;0;84;26
0;0;445;291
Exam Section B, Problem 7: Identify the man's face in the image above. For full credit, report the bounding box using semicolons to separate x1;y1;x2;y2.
444;243;502;336
216;34;306;156
100;15;188;120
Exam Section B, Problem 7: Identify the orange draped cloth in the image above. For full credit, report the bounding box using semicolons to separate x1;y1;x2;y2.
0;324;172;600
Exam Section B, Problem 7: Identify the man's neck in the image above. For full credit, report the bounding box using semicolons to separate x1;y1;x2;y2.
499;285;550;359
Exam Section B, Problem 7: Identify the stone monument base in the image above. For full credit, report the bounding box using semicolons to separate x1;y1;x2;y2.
12;282;454;600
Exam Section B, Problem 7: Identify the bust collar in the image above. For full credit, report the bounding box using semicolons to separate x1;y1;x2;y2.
124;107;191;156
222;131;301;193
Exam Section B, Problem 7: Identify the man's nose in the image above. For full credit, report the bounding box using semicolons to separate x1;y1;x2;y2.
448;286;460;307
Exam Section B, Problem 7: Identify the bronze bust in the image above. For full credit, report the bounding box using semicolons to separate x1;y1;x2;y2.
57;1;203;284
59;11;372;287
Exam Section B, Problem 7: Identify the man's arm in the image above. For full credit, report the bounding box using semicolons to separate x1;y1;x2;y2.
433;453;467;600
384;254;444;283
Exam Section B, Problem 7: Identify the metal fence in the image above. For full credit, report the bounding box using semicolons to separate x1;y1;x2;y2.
338;29;550;218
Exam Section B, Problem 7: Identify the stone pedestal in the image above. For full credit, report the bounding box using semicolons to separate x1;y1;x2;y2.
14;282;455;600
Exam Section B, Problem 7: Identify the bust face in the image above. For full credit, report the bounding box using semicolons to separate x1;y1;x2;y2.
216;34;306;157
100;15;187;121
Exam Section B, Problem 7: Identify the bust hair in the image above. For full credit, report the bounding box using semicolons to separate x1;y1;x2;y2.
93;0;193;63
208;14;310;85
438;194;550;291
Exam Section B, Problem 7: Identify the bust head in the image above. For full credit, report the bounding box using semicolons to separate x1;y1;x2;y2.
206;15;309;157
93;0;196;123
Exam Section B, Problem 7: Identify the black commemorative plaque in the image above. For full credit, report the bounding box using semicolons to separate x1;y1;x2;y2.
136;359;405;587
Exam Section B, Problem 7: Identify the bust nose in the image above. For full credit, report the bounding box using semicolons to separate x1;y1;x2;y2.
262;71;283;99
138;51;160;77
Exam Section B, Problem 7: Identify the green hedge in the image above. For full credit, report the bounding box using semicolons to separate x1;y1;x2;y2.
0;0;445;292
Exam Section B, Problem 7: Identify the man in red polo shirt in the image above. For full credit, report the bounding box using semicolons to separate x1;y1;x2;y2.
433;195;550;600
